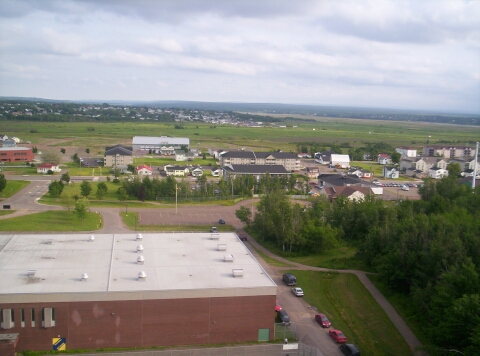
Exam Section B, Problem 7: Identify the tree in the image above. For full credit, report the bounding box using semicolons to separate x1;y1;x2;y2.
96;187;105;200
447;162;462;177
48;180;64;198
390;151;401;164
72;153;80;164
85;148;90;154
60;172;70;183
74;199;89;220
42;150;61;164
0;174;6;192
80;180;92;198
61;193;75;211
60;148;66;154
127;164;135;173
235;205;252;227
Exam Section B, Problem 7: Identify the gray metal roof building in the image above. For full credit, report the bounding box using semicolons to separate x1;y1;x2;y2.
132;136;190;150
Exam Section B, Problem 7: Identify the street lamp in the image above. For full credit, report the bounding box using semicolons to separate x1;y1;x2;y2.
175;183;178;215
251;187;254;216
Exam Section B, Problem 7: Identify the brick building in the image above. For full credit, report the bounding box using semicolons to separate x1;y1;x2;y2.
0;233;276;353
0;147;34;162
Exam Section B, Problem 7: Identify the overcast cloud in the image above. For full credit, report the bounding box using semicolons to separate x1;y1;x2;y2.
0;0;479;113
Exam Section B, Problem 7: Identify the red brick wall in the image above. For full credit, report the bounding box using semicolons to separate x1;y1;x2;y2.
0;148;34;162
0;295;275;352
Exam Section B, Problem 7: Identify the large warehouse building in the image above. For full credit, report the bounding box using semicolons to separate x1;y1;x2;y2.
132;136;190;152
0;233;276;353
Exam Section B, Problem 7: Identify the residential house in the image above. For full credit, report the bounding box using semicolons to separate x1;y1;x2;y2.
160;146;175;155
175;150;187;162
429;167;449;179
165;165;189;177
208;148;227;159
104;144;133;168
331;154;350;168
211;168;222;177
222;164;291;181
137;165;153;176
317;174;366;188
297;153;311;158
383;166;399;179
1;138;16;148
0;134;8;141
190;148;201;157
191;167;203;177
378;154;392;165
314;151;334;164
37;163;61;174
347;168;372;179
319;186;373;202
305;166;319;179
422;145;473;159
396;146;417;158
415;157;441;174
220;151;299;171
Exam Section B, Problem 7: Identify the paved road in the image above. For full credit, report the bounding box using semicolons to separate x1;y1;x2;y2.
1;178;424;355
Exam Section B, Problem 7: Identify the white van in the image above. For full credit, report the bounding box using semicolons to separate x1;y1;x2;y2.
401;185;409;191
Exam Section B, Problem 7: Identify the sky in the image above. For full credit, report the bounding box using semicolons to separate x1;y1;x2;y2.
0;0;479;114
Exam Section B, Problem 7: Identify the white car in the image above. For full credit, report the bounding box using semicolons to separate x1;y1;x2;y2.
292;287;304;297
401;185;410;191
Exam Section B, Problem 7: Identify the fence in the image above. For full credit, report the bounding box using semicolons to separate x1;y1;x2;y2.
274;322;297;341
156;195;241;202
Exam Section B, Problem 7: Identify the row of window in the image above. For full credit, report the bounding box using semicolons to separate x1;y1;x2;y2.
0;308;56;329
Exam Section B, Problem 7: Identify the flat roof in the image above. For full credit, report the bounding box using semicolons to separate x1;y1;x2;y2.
0;147;31;151
0;233;276;303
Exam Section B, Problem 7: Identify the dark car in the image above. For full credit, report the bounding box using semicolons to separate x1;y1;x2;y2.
329;329;347;343
218;219;225;224
315;313;331;328
282;273;297;286
238;234;247;241
340;344;360;356
276;309;290;324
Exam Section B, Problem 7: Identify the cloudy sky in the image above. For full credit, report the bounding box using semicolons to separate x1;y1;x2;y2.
1;0;479;113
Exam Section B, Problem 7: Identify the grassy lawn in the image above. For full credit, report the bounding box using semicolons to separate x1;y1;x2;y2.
0;211;102;231
0;210;15;216
0;180;31;198
294;270;412;356
367;274;429;346
247;243;293;267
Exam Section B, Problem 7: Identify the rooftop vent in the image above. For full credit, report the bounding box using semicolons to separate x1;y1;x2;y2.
136;245;144;253
137;256;145;265
138;271;147;281
136;233;143;240
224;254;234;262
88;235;95;242
27;269;36;277
217;244;227;251
232;269;244;277
211;233;220;240
45;239;54;245
81;273;88;281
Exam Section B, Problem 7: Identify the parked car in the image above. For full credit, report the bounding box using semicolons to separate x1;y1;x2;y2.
401;185;409;191
315;313;331;328
218;219;225;224
291;287;304;297
210;227;218;233
339;344;360;356
277;309;291;324
275;300;282;312
238;233;247;241
282;273;297;286
329;329;347;343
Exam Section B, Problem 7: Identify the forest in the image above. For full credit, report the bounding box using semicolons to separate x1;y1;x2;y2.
240;174;479;355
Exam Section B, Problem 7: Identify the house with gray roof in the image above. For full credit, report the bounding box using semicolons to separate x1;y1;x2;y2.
222;164;291;181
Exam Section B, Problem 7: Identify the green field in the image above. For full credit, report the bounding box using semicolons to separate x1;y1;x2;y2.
0;180;31;198
292;270;412;356
0;211;102;231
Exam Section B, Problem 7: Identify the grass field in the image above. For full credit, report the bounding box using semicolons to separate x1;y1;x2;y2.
293;270;412;356
0;180;31;198
0;211;102;231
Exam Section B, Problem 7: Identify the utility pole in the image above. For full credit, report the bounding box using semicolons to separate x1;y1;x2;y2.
473;142;479;189
175;183;178;215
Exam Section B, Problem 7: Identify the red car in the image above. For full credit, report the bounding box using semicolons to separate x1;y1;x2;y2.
329;329;347;343
315;313;331;328
275;300;282;312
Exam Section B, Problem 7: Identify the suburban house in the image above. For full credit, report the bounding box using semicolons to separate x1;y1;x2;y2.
220;151;299;171
165;165;189;177
208;148;227;159
348;168;373;179
317;173;365;188
305;166;319;178
0;134;8;141
331;154;350;168
175;150;187;162
190;148;201;157
383;166;400;179
160;146;175;155
1;138;17;147
314;151;335;164
191;167;203;177
211;168;222;177
378;154;392;165
132;136;190;152
319;186;373;202
37;163;61;174
104;144;133;168
222;164;291;181
137;165;153;176
0;147;34;162
429;167;449;179
396;146;417;158
415;157;442;174
422;145;473;159
297;153;311;158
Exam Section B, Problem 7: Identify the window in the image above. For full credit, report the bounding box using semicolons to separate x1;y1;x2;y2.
31;308;35;327
42;307;55;328
1;309;14;329
21;309;25;327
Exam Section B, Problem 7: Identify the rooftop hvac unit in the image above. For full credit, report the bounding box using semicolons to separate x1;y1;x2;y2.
211;233;220;240
27;269;36;277
137;255;145;264
88;235;95;242
45;239;54;245
138;271;147;281
232;269;244;277
224;254;234;262
136;233;143;240
217;244;227;251
81;273;88;281
136;245;144;253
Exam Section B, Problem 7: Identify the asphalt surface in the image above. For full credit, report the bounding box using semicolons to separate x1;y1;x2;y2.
0;176;424;356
